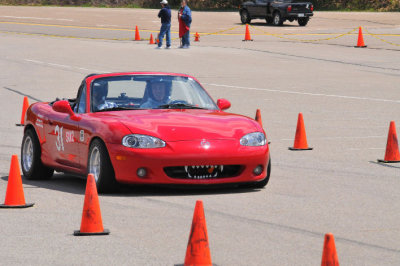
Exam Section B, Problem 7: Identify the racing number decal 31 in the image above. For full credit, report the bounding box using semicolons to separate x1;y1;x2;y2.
55;125;75;151
55;125;64;151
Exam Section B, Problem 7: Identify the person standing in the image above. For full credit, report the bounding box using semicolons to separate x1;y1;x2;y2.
157;0;171;49
178;0;192;48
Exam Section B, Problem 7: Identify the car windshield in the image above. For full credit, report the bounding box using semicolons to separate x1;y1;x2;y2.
90;75;218;112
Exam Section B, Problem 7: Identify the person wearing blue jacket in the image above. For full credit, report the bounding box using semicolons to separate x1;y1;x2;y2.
178;0;192;48
157;0;171;49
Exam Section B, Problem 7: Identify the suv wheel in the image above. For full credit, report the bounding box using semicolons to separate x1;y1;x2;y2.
240;10;251;24
298;17;309;26
272;12;283;26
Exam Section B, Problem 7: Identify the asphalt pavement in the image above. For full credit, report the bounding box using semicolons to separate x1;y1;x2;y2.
0;6;399;265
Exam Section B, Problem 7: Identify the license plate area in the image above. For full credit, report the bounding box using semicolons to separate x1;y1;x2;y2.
298;13;305;17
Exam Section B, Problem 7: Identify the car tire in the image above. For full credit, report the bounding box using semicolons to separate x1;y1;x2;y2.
21;128;54;180
266;17;273;24
298;17;309;26
272;12;283;26
88;139;118;193
240;10;251;24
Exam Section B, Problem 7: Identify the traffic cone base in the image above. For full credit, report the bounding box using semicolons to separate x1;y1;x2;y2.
74;229;110;236
0;203;34;208
377;159;400;163
288;147;313;151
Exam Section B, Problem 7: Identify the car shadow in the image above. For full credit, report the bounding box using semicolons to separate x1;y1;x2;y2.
1;173;262;197
369;161;400;169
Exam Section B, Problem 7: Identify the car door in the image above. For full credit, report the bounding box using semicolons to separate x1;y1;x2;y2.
246;0;258;17
73;80;92;171
255;0;268;17
43;103;80;170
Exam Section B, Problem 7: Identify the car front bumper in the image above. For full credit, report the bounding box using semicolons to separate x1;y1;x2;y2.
107;139;269;185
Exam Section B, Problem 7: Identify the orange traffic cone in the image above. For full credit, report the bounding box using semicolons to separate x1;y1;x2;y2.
74;174;109;236
194;32;200;42
255;109;263;127
184;200;212;266
243;24;253;41
0;155;34;208
289;113;313;150
16;96;29;126
134;25;141;41
149;34;155;44
321;233;339;266
354;26;367;48
378;121;400;163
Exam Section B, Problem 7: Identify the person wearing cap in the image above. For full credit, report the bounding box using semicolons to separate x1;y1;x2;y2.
157;0;171;49
178;0;192;48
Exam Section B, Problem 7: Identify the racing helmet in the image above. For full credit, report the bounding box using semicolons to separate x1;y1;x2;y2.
93;79;109;100
146;79;171;102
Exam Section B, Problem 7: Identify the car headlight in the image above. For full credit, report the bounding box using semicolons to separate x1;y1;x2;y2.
122;134;166;148
240;132;266;146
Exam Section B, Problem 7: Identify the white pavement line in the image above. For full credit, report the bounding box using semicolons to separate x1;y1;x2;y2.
24;59;109;73
47;62;72;68
97;24;118;27
280;135;386;141
0;15;73;21
203;83;400;104
348;148;385;150
24;59;44;64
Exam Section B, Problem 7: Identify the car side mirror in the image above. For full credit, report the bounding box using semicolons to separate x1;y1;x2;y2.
52;100;81;121
217;99;231;110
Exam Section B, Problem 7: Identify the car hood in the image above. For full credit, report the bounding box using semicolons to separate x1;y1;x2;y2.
105;109;259;141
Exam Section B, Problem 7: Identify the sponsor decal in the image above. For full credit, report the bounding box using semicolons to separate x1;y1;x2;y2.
66;130;74;143
36;118;43;128
80;130;84;142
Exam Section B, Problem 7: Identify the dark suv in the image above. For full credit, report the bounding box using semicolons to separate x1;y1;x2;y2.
239;0;314;26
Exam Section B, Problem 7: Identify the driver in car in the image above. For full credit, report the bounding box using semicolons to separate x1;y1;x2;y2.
140;81;170;108
92;80;117;111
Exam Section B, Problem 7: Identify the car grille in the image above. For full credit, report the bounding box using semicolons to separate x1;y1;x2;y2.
164;165;243;179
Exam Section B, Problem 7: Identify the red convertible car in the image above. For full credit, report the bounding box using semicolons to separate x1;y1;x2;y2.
21;72;270;192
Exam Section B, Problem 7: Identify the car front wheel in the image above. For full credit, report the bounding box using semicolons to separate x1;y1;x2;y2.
21;128;54;180
88;139;118;193
240;10;251;24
